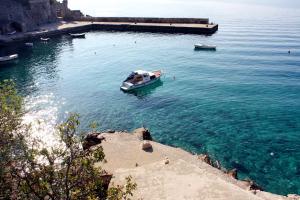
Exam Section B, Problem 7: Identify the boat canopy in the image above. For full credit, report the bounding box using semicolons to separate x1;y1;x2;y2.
134;70;155;76
121;69;162;91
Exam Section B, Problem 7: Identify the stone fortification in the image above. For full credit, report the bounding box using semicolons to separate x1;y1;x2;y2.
0;0;83;35
0;0;57;34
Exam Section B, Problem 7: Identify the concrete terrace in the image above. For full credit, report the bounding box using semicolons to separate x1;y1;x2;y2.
96;131;288;200
0;20;218;45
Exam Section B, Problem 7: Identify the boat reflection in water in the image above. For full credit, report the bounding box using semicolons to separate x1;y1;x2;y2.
0;54;19;66
122;79;163;98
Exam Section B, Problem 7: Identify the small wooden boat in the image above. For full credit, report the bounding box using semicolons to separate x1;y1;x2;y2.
194;44;217;50
69;33;86;38
40;37;50;42
25;42;34;47
0;54;18;62
121;70;162;91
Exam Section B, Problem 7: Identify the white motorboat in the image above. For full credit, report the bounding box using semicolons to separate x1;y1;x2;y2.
121;70;162;91
40;37;50;42
25;42;34;47
194;44;217;50
69;33;86;38
0;54;18;62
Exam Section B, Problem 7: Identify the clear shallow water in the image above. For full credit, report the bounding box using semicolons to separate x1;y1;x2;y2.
1;2;300;195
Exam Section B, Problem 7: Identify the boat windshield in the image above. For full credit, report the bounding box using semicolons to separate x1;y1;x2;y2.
124;72;136;82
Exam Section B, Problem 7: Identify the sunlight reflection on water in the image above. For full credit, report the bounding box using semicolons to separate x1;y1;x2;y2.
22;93;66;148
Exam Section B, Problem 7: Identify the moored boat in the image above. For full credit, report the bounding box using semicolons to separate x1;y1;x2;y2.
40;37;50;42
121;70;162;91
0;54;18;62
194;44;217;50
25;42;34;47
69;33;86;38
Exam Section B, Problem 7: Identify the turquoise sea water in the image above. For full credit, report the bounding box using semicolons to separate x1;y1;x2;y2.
1;2;300;195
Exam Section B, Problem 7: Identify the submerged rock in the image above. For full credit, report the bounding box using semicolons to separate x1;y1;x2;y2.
133;127;153;141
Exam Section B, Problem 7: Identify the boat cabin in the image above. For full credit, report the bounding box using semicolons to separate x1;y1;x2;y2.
125;70;156;84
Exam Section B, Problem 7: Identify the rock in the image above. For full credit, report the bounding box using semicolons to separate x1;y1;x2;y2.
242;179;263;191
249;182;263;191
99;173;113;192
133;127;152;141
197;154;212;166
97;134;105;140
288;194;300;200
83;133;104;150
164;158;170;165
141;141;153;151
97;134;105;141
251;190;257;195
227;169;238;179
214;160;221;169
106;129;115;133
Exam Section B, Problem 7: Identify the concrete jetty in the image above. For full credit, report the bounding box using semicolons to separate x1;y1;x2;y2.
0;19;218;45
90;129;290;200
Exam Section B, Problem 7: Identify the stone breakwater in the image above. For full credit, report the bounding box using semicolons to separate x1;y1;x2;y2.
0;20;218;45
80;17;210;24
84;128;299;200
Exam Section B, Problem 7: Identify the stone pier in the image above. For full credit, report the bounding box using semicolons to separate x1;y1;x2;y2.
0;20;218;45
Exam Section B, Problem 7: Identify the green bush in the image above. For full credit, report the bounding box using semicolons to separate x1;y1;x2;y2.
0;80;136;199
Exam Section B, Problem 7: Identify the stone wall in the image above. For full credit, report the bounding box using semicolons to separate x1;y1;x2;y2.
91;23;218;35
0;0;57;34
28;0;58;26
53;0;84;20
53;0;68;18
79;17;210;24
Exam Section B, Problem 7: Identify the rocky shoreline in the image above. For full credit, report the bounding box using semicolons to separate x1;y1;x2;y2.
84;128;299;200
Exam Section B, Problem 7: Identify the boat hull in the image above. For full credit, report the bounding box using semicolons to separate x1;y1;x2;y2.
194;45;216;51
41;38;50;42
0;54;18;62
121;77;161;91
25;43;34;47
